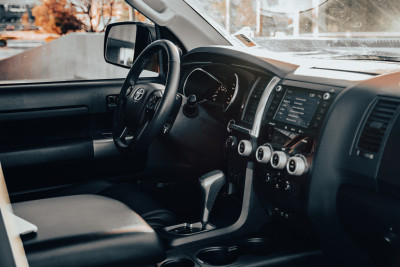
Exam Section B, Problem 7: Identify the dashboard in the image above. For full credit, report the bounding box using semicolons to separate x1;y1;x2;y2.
180;46;400;266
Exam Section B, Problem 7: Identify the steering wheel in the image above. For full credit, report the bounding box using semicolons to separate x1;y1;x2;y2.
113;40;181;153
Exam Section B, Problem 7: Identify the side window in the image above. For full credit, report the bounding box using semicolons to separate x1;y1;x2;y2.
0;1;152;84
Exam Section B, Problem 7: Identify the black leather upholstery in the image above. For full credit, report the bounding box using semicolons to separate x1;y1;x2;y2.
13;195;166;267
34;180;177;230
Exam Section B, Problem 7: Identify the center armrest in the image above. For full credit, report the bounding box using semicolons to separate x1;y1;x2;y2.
12;194;165;267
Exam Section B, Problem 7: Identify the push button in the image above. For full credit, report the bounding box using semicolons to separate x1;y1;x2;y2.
272;154;279;166
288;159;296;172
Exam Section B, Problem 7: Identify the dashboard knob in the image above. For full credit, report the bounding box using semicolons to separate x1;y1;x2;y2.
256;144;273;163
227;119;235;132
270;151;288;169
225;136;237;149
183;95;198;117
287;156;309;176
238;140;252;156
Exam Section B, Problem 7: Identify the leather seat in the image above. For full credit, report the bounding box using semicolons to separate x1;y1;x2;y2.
13;195;167;267
36;180;177;230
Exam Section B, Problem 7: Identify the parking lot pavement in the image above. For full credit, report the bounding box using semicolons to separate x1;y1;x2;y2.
0;39;44;60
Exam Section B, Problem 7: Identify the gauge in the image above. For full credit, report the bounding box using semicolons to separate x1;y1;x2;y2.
208;74;239;111
183;68;221;101
223;74;239;111
225;81;236;107
212;84;227;102
182;65;239;112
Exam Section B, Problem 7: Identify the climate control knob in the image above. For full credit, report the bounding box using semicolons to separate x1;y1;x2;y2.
256;144;273;163
238;140;253;156
287;156;309;176
270;151;288;169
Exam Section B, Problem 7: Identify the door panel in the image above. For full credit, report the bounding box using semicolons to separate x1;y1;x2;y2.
0;79;146;195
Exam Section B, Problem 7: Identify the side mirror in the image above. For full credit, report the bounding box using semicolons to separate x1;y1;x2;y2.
104;22;155;68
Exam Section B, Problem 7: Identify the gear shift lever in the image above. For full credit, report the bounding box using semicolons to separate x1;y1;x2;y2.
199;170;226;230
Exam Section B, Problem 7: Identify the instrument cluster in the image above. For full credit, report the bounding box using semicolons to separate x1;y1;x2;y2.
182;64;239;112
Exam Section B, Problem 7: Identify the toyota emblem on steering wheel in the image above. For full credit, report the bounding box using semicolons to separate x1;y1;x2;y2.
133;88;145;101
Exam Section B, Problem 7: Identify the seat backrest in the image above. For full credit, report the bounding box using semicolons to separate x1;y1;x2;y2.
0;163;29;267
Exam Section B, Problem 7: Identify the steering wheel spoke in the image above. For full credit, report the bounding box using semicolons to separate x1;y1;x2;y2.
115;126;134;148
112;40;180;153
134;120;150;142
144;90;163;115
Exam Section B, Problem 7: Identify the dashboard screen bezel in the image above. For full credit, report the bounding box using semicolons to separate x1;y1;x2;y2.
262;82;338;138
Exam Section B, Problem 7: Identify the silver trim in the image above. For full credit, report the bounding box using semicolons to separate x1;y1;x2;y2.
93;138;119;158
164;222;215;235
231;124;251;134
238;140;252;157
227;119;235;132
287;155;309;176
224;73;239;112
182;67;223;97
241;77;261;122
168;162;265;247
250;76;281;138
255;144;273;163
323;92;331;100
133;88;145;101
270;151;288;170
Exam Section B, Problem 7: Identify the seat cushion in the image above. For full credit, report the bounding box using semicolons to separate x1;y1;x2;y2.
13;195;166;267
97;183;177;229
29;180;177;229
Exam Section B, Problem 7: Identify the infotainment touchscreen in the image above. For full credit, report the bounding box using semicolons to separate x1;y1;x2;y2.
273;88;321;128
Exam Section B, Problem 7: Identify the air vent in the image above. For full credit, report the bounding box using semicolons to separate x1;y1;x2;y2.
242;78;269;126
357;99;399;156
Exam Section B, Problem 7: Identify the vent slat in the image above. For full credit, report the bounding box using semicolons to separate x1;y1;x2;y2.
242;78;269;125
374;107;397;113
357;99;399;155
360;132;385;140
370;115;394;122
376;101;398;108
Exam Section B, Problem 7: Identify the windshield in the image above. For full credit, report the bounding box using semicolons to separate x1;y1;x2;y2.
185;0;400;61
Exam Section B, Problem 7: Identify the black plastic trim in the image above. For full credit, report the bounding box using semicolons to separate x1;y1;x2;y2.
0;140;93;168
0;107;88;122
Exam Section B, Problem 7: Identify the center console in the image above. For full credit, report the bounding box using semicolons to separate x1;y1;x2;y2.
223;77;339;229
158;76;339;267
252;80;338;227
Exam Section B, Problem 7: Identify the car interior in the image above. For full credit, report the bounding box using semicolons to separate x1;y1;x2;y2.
1;0;400;266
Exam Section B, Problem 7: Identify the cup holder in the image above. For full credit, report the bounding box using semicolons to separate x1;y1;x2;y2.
239;237;275;256
197;246;240;266
161;258;195;267
196;238;275;266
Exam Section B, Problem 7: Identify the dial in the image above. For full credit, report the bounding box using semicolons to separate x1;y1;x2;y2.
238;140;253;156
182;65;239;112
256;144;273;163
287;156;309;176
211;80;237;110
270;151;288;169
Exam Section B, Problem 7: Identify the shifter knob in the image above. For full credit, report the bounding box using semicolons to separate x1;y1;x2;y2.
199;170;226;229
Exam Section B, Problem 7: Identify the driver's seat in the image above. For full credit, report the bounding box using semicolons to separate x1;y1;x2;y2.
29;180;177;230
